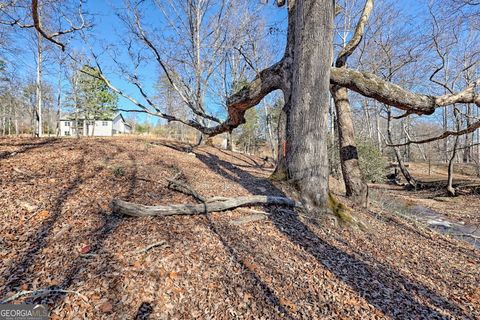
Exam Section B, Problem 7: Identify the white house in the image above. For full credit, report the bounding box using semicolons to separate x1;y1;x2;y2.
59;113;132;137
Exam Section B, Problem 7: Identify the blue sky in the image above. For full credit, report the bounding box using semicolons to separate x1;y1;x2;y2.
8;0;432;125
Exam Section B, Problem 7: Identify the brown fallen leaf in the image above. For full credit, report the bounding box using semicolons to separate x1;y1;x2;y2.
90;293;101;301
208;283;219;290
243;292;253;302
80;245;92;254
99;302;113;313
50;314;61;320
36;210;50;220
242;258;259;272
279;297;298;312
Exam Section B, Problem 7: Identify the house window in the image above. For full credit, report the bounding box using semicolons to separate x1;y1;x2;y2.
64;121;70;127
102;121;108;126
64;131;70;136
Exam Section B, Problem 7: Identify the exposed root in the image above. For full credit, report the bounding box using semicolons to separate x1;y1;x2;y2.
327;192;356;225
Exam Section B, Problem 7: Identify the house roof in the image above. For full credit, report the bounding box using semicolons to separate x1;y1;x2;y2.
59;112;130;124
113;113;132;128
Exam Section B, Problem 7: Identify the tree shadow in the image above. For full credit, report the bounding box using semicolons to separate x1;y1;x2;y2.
150;141;193;153
193;149;471;319
0;154;90;297
0;139;60;160
30;143;138;310
134;302;154;320
200;214;296;318
0;141;135;315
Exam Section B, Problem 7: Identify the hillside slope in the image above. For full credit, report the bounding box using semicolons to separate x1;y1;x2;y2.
0;137;478;319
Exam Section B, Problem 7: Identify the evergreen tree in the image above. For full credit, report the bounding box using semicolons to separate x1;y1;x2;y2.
76;65;118;120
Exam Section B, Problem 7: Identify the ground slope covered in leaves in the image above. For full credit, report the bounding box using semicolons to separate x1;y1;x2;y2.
0;137;479;319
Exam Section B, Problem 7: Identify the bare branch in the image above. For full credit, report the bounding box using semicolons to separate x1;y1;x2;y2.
336;0;374;68
331;67;480;114
202;59;285;135
388;118;480;147
392;111;414;119
31;0;87;51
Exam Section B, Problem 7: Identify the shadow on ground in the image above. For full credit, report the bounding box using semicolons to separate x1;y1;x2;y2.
192;149;471;319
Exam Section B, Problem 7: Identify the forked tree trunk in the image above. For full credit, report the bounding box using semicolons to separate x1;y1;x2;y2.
386;107;416;188
283;0;334;210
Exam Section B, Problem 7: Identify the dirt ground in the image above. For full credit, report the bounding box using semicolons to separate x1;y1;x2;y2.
0;137;479;319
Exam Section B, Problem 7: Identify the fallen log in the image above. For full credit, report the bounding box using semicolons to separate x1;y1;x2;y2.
112;196;299;217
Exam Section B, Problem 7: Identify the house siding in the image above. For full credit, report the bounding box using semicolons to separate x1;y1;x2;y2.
112;115;131;134
86;121;113;136
59;114;130;137
59;121;73;137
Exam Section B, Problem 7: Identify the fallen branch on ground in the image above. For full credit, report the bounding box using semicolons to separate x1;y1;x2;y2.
134;240;168;254
13;167;36;178
112;196;300;217
1;289;88;304
450;233;480;240
167;176;206;202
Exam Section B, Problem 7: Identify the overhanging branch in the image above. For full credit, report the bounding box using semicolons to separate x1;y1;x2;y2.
331;68;480;114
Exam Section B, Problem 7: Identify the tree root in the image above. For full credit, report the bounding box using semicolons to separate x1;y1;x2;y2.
327;192;357;225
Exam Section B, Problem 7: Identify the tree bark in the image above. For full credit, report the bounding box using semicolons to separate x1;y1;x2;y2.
271;107;287;180
447;109;461;196
284;0;334;210
327;0;373;207
226;132;233;151
36;29;43;137
112;196;299;217
332;86;368;205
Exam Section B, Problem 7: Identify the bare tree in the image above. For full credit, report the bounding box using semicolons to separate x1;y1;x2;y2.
84;0;479;213
331;0;373;206
0;0;89;51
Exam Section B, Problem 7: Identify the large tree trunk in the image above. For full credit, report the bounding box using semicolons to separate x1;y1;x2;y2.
332;86;368;205
283;0;334;210
447;110;461;196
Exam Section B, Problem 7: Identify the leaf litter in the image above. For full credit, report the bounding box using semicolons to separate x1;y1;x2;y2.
0;137;478;319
